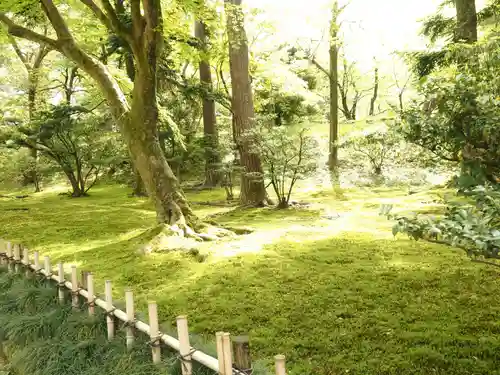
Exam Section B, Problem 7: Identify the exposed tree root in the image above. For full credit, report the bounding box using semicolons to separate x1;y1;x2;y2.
140;222;237;254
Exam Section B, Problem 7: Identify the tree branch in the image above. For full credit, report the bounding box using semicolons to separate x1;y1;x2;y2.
131;0;144;40
7;35;29;69
100;0;130;36
40;0;73;41
310;57;330;78
79;0;114;31
0;13;59;50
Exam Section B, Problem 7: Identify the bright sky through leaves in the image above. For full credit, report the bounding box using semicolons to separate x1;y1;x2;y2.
246;0;461;70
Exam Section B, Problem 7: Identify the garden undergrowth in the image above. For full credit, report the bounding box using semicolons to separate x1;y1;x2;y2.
0;268;222;375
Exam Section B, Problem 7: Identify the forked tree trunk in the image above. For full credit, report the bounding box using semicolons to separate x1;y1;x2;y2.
195;20;221;188
225;0;267;206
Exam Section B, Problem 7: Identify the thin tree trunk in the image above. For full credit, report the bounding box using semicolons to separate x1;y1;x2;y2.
369;66;379;116
195;19;221;187
10;38;48;192
329;33;339;170
225;0;267;206
328;1;340;171
28;83;40;191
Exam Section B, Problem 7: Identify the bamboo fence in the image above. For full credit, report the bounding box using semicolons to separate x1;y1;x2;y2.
0;239;288;375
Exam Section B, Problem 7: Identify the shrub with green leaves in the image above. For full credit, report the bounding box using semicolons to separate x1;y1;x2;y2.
252;125;319;208
341;120;405;176
403;38;500;185
382;185;500;261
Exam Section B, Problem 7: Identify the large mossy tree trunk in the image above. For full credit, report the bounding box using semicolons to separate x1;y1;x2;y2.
0;0;199;228
127;66;197;226
195;19;221;188
225;0;267;206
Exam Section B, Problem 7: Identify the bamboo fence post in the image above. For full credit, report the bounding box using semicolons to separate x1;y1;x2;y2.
0;239;4;266
222;333;233;375
6;242;13;272
177;315;192;375
22;247;30;277
125;289;135;351
81;270;89;289
148;301;161;364
44;256;51;279
57;263;65;304
232;336;252;375
71;265;79;309
87;273;95;316
13;244;20;272
33;251;40;274
105;280;115;340
216;332;225;375
274;355;286;375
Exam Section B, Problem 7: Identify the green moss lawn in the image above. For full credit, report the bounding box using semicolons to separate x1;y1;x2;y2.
1;184;500;374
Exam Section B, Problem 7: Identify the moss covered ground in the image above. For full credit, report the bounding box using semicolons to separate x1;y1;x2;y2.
1;184;500;374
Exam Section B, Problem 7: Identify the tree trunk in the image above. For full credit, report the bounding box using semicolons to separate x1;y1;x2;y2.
27;85;40;191
132;167;148;196
63;168;85;197
454;0;478;43
195;20;221;188
328;1;340;171
369;66;379;116
16;42;48;193
398;92;404;112
225;0;267;206
126;64;197;227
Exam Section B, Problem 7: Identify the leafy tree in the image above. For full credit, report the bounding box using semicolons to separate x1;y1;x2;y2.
403;38;500;184
3;104;115;196
341;121;403;176
254;78;317;126
6;37;49;192
0;0;210;232
307;0;347;171
411;0;480;77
